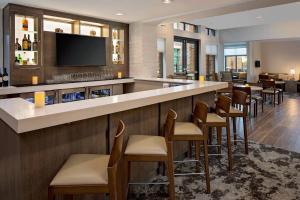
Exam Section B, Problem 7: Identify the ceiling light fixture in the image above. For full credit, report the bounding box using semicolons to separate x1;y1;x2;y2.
115;12;124;16
256;16;263;19
162;0;174;4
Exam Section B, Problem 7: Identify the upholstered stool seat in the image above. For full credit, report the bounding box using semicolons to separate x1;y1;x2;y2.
175;122;203;136
125;135;167;156
48;121;125;200
50;154;109;186
262;89;279;94
206;113;226;123
220;106;243;116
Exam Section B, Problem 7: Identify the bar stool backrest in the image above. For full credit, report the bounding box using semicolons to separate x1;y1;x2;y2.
216;95;231;114
193;101;209;123
262;80;276;90
108;120;125;168
232;90;248;106
164;109;178;141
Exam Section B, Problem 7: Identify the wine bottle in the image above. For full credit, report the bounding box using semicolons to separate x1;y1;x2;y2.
3;68;9;87
22;34;28;50
0;69;3;87
22;16;28;31
32;34;38;51
27;34;32;51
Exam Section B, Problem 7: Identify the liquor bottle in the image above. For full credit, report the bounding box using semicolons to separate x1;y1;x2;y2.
0;69;3;87
15;38;22;50
2;68;9;87
22;16;28;31
32;34;38;51
22;34;28;50
17;54;23;65
27;34;32;51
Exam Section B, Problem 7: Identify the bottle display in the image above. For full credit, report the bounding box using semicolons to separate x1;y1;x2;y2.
22;34;28;50
22;16;28;31
15;14;39;66
2;68;9;87
112;28;124;64
27;34;32;51
15;38;22;50
32;34;38;51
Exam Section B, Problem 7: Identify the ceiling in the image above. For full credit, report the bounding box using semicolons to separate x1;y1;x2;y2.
0;0;254;23
190;1;300;30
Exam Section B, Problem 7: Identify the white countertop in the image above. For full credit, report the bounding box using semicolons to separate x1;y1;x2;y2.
0;78;227;133
0;79;134;96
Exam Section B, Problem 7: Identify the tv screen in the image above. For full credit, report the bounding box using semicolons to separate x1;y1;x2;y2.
56;33;106;66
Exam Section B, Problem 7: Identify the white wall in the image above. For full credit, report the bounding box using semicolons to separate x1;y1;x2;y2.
260;40;300;77
129;23;159;78
220;21;300;43
248;41;262;82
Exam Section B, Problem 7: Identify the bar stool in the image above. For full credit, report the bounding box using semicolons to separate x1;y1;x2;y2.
219;90;249;154
124;109;177;200
200;95;233;171
173;101;210;193
48;120;125;200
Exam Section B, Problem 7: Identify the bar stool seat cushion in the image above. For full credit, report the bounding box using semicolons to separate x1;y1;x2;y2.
50;154;109;186
207;113;226;123
252;95;263;100
125;135;167;156
220;106;243;115
175;122;203;135
262;89;279;94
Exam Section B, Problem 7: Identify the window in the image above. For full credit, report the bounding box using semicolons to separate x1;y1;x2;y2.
173;22;198;33
224;46;247;72
206;28;216;37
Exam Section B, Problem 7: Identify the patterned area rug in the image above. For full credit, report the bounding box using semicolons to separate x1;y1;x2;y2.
128;141;300;200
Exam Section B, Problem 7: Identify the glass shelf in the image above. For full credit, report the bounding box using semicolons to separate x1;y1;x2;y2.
14;14;39;66
112;28;125;65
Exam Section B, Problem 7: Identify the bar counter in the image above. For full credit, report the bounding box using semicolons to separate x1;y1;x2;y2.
0;78;227;200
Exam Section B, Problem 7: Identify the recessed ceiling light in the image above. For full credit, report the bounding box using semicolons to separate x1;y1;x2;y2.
115;12;124;16
256;16;263;19
162;0;174;4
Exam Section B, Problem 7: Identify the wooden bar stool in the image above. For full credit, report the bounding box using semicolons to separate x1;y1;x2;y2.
124;109;177;200
199;95;233;171
219;90;249;154
262;80;279;107
173;101;210;193
48;120;125;200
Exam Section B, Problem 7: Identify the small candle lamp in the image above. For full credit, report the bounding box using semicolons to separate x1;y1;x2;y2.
199;75;205;82
117;72;122;79
32;76;38;85
290;69;296;80
34;91;45;108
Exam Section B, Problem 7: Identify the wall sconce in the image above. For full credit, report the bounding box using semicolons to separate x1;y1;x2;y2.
290;69;296;80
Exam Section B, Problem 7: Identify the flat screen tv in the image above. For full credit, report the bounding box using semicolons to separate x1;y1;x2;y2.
56;33;106;66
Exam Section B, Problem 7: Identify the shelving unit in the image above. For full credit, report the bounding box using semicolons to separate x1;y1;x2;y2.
112;28;125;64
4;4;129;86
14;14;40;66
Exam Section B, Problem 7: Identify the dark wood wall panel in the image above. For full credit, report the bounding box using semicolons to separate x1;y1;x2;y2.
160;97;193;159
109;104;159;182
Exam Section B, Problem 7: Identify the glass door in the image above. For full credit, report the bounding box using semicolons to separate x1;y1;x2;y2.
173;41;183;73
173;37;199;79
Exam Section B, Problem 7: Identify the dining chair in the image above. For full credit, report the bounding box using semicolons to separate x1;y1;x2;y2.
262;80;279;107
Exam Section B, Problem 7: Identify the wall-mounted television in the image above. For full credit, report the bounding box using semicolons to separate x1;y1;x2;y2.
56;33;106;66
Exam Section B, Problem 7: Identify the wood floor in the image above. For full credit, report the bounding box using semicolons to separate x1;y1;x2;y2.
234;94;300;153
